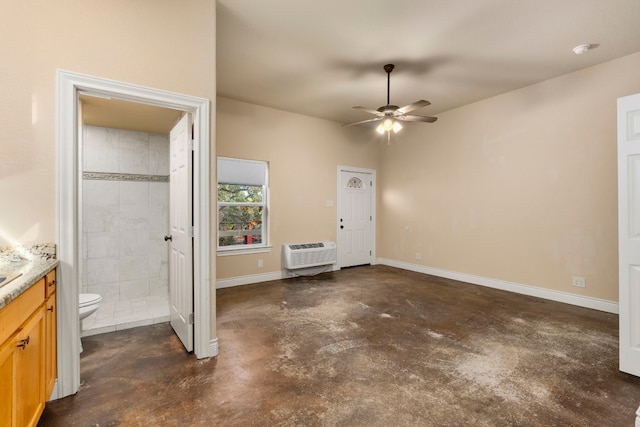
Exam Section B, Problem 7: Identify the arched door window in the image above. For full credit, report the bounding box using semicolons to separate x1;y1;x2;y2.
346;177;364;189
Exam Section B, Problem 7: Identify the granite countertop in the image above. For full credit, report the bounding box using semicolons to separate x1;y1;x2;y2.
0;244;59;310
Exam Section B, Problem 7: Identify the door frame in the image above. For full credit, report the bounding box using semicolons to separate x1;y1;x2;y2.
336;165;376;269
56;70;216;399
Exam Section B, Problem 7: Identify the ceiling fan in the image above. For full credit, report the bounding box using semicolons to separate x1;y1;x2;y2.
343;63;437;140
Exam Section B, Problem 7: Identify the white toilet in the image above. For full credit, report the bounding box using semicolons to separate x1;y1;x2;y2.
79;293;102;353
79;293;102;320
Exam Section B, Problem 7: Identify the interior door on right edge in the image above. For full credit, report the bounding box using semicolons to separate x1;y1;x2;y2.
618;92;640;377
339;170;372;268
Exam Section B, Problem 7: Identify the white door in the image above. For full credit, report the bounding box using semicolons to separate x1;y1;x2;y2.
618;92;640;377
169;114;193;352
338;169;373;268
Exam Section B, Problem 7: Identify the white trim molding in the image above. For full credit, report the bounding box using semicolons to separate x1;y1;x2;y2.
217;245;273;257
216;271;287;289
217;259;617;315
209;338;219;357
216;262;343;289
56;70;215;399
377;258;618;314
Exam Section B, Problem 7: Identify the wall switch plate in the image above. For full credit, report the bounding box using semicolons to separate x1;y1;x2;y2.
258;259;263;268
572;276;586;288
415;252;422;260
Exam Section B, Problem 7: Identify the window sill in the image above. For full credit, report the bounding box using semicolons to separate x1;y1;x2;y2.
216;245;273;257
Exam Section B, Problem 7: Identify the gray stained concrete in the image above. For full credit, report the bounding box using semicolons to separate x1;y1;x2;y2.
40;265;640;426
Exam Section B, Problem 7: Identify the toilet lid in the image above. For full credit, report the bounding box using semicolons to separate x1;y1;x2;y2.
79;293;102;307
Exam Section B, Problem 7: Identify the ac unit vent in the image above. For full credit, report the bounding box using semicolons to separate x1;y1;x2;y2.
289;242;325;250
282;241;337;269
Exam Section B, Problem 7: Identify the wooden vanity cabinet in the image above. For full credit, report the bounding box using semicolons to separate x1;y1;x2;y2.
0;334;15;427
0;271;56;427
14;307;45;427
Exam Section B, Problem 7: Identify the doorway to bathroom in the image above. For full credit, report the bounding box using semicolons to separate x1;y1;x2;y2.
56;70;215;399
79;113;175;337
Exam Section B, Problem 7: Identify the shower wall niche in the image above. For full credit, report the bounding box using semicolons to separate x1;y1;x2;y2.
81;125;170;308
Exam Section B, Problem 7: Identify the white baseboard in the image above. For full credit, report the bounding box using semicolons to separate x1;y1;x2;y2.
216;270;287;289
48;380;59;401
216;264;343;289
209;338;219;358
214;260;618;314
377;258;619;314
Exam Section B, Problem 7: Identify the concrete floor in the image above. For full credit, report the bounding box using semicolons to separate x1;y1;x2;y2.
40;265;640;426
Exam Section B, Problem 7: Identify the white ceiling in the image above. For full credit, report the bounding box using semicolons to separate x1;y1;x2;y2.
217;0;640;125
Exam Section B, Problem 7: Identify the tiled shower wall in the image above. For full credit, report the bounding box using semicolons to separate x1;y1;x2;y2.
81;125;169;303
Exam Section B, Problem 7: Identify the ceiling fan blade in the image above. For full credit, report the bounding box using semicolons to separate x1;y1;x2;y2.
396;100;431;114
353;106;383;116
399;114;438;123
342;117;383;127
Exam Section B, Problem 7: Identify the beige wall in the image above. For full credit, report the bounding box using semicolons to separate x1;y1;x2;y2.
216;97;378;279
0;0;216;246
0;0;217;334
379;52;640;302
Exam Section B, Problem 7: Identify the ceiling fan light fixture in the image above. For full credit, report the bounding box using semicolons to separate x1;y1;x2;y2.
376;119;402;135
343;64;437;134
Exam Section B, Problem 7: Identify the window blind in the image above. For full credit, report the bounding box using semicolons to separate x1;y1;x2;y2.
217;157;267;186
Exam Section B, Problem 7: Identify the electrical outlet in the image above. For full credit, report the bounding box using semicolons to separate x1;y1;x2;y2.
572;276;586;288
258;259;263;268
415;252;422;260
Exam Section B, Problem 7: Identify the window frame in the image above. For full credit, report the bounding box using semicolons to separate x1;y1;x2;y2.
216;157;271;256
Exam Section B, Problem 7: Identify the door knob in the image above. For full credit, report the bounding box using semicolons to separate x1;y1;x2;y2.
340;225;344;229
164;235;172;242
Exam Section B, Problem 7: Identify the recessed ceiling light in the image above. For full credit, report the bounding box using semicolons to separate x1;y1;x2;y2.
572;44;591;55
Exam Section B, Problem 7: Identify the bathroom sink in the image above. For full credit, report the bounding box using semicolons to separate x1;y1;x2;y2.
0;272;22;288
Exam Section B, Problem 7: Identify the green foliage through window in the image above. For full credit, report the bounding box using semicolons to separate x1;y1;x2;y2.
218;184;265;247
218;184;263;203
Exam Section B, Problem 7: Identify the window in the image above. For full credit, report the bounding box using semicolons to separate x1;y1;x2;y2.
217;157;268;252
346;177;364;189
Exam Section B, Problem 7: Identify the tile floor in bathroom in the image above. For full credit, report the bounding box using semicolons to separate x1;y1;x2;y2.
81;294;170;337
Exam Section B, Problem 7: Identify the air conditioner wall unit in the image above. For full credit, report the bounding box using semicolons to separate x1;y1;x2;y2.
282;241;337;270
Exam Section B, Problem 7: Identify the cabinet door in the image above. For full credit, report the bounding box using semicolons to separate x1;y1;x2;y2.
0;337;14;427
14;307;45;427
45;270;56;298
44;292;56;400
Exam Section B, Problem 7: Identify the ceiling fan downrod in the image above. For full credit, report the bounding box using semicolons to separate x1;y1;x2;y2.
384;63;394;106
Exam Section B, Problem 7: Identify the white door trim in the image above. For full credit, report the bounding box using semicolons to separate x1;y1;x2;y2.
336;165;376;269
56;70;216;399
